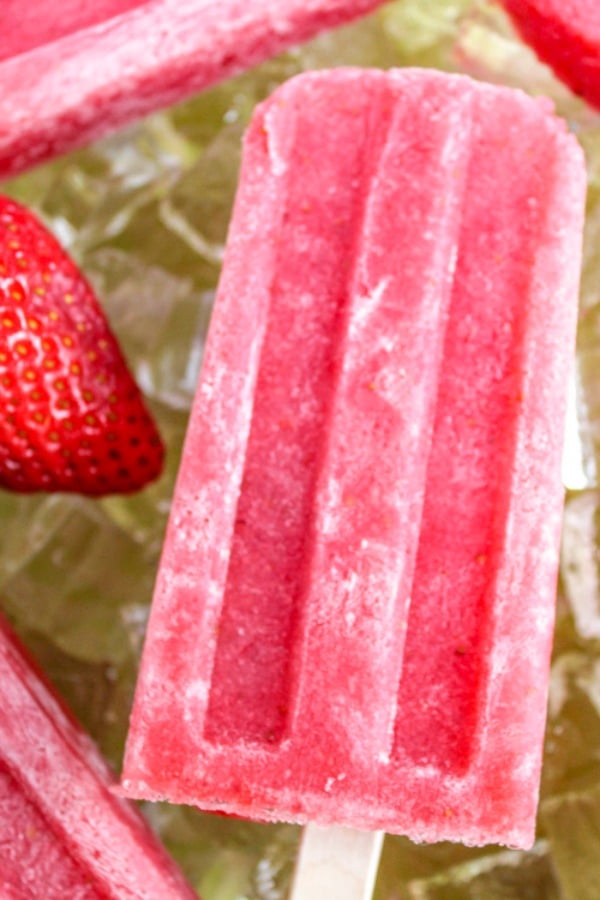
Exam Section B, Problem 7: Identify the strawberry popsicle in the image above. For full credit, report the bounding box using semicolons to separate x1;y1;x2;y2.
121;69;586;849
501;0;600;110
0;611;197;897
0;0;388;180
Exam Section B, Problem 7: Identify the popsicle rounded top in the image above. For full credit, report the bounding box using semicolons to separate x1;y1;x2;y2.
121;67;586;849
502;0;600;109
0;0;389;180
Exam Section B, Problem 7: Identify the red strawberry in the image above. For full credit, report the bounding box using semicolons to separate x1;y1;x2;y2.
0;196;164;495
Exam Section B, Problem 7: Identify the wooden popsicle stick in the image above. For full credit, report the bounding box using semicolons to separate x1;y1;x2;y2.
289;825;384;900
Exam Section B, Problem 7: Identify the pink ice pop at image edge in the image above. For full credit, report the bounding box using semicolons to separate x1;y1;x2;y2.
121;68;586;849
0;611;196;898
501;0;600;110
0;0;389;180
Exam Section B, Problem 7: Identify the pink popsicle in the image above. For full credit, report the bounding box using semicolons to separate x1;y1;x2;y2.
0;0;388;180
501;0;600;110
121;69;586;849
0;613;197;898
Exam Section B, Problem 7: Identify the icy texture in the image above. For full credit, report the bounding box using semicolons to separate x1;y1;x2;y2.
0;0;599;897
403;842;559;899
0;615;197;897
122;68;585;849
0;0;391;178
542;784;600;900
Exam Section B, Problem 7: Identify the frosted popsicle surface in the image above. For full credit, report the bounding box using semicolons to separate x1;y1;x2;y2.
0;614;196;898
0;0;389;179
121;68;586;849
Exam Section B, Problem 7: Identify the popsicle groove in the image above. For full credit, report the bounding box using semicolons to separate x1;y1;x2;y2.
392;91;575;774
203;80;386;746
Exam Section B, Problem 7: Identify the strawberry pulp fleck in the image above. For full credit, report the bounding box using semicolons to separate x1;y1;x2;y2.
0;196;164;495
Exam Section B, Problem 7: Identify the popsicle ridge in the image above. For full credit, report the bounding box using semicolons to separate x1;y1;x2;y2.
122;69;586;849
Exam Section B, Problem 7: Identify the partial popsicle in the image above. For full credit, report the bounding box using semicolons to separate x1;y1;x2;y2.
502;0;600;109
0;0;388;180
0;612;197;897
121;69;587;850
